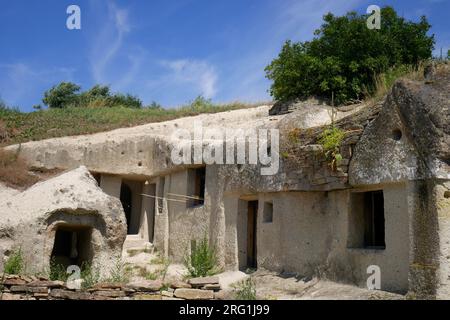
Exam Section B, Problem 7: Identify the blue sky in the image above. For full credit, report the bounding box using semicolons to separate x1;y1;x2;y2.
0;0;448;111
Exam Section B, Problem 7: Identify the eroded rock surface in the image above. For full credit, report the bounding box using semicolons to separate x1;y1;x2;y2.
0;166;127;276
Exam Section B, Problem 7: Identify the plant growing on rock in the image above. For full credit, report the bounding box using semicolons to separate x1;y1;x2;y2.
184;235;220;278
318;126;345;171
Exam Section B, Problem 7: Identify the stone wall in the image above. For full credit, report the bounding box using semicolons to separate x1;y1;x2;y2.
0;274;225;300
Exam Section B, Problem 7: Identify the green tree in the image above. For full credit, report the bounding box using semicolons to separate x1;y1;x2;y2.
265;6;434;104
108;93;142;108
41;83;143;109
42;82;81;108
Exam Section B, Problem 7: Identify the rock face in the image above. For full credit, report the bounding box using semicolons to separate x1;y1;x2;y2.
0;166;127;277
350;65;450;185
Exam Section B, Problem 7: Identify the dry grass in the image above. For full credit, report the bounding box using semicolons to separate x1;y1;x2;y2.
367;63;426;103
0;148;39;189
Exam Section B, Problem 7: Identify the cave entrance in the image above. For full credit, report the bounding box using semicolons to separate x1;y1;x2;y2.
50;225;93;268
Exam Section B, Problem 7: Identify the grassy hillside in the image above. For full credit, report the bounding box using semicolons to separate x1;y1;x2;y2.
0;101;261;146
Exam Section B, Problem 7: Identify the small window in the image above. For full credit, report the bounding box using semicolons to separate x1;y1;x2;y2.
263;202;273;223
349;190;385;249
363;191;385;248
188;167;205;207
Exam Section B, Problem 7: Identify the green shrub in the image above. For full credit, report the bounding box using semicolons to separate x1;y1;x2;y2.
42;82;143;109
234;278;257;300
184;236;220;278
265;6;434;104
4;248;24;275
318;126;345;170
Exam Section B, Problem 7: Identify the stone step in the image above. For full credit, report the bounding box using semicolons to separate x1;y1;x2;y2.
122;235;154;254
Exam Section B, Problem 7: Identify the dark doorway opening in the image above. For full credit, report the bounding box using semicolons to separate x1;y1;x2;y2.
50;225;93;268
120;183;133;233
247;201;258;268
188;167;206;207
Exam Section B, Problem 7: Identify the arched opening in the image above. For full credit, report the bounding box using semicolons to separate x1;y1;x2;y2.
120;183;133;233
50;225;93;269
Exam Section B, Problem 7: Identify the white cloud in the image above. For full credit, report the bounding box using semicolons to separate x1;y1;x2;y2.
0;63;75;107
161;59;218;99
89;1;133;85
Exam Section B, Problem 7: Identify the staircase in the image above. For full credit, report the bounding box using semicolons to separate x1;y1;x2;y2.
122;235;154;256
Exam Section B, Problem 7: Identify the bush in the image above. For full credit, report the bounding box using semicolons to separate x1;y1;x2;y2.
234;278;257;300
318;126;345;170
4;248;24;275
184;236;220;278
265;6;434;104
42;82;143;109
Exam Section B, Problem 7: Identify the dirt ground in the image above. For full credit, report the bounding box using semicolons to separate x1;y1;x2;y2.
123;249;404;300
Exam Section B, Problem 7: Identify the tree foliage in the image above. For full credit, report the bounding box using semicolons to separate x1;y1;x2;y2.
265;6;434;104
42;82;143;109
42;82;81;109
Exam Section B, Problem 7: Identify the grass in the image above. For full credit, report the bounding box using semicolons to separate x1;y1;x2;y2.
48;259;101;290
4;248;24;275
0;99;260;147
366;63;425;103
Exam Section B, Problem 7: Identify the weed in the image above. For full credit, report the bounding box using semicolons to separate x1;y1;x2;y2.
4;248;24;275
184;235;221;278
318;126;345;171
234;278;257;300
106;259;130;284
80;262;101;290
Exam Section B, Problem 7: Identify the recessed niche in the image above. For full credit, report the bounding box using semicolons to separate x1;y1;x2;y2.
392;129;402;141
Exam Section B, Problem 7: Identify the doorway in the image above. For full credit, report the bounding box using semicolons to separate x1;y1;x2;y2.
50;225;93;268
120;183;132;233
247;201;258;268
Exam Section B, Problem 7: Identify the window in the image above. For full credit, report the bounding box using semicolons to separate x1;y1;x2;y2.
188;167;205;207
263;202;273;223
349;190;385;249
